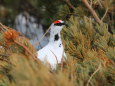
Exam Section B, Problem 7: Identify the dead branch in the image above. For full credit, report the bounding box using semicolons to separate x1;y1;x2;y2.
82;0;102;24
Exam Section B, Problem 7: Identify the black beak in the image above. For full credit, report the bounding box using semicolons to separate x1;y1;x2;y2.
64;22;68;27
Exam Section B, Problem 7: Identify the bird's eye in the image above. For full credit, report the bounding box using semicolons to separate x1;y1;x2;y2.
54;23;65;26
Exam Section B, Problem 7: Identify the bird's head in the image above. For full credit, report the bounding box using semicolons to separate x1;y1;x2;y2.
50;20;65;34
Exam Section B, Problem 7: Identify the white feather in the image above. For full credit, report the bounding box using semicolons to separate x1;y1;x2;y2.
37;20;66;69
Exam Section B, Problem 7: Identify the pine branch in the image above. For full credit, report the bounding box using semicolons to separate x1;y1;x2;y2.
82;0;103;24
0;23;40;63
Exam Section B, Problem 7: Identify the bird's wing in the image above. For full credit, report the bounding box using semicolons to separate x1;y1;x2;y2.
37;45;58;69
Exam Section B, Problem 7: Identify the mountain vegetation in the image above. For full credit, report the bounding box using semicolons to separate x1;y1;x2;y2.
0;0;115;86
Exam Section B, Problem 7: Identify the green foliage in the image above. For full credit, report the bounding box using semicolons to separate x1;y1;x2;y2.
62;16;115;86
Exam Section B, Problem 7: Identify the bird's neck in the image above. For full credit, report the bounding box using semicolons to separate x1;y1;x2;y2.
49;32;61;43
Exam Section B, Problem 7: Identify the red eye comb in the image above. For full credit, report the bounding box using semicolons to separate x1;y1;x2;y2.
54;20;61;24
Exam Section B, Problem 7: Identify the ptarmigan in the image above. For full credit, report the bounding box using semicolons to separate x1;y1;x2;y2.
37;20;66;70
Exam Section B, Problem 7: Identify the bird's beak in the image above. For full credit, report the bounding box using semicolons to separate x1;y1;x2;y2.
64;22;68;27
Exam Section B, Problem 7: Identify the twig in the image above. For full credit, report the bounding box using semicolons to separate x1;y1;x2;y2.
49;49;58;64
0;23;6;32
101;8;108;21
34;26;51;47
0;54;9;57
97;0;103;8
86;63;101;86
0;23;8;31
90;0;92;7
82;0;102;24
14;40;39;62
0;58;12;64
60;50;65;71
65;0;75;9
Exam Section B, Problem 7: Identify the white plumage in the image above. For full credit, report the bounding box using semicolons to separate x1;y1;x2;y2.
37;20;66;69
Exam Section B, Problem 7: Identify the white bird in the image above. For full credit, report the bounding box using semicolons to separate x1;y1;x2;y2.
37;20;66;70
